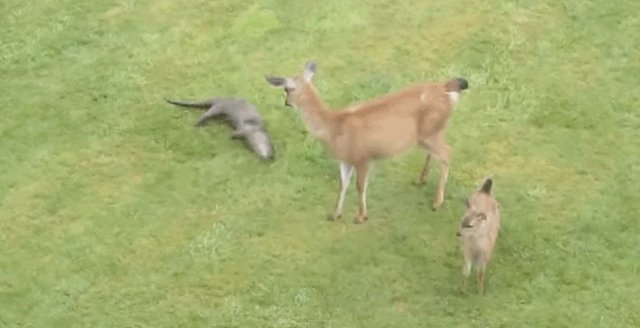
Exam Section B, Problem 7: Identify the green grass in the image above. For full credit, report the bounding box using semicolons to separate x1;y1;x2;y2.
1;0;639;326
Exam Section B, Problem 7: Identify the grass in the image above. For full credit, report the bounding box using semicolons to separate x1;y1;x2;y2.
1;0;639;326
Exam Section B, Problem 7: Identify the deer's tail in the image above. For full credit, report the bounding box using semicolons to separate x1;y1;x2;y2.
444;78;469;92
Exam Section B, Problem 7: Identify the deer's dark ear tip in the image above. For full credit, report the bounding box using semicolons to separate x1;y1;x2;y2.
265;75;280;85
304;60;316;70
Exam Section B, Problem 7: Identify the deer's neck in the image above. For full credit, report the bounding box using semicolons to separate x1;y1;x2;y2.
295;86;335;142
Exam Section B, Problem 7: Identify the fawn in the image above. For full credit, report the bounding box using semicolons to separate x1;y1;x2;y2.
456;176;501;295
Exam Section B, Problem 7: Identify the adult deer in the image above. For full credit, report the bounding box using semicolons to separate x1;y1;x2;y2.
265;61;468;223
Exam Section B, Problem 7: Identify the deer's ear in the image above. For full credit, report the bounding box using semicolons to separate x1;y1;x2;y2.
303;60;316;82
265;75;287;87
265;76;296;89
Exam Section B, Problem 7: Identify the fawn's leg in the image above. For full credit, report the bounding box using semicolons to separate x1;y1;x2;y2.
462;256;472;292
477;266;485;295
331;162;353;220
354;161;370;224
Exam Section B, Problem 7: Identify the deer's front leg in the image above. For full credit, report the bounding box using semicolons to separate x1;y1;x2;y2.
330;162;353;221
431;143;450;211
415;153;432;186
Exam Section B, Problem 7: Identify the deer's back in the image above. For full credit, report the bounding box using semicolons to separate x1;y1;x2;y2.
329;83;453;162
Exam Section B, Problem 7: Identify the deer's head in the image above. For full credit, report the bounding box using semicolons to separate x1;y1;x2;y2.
265;60;316;109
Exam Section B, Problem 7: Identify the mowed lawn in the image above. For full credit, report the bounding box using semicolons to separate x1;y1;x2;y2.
1;0;639;327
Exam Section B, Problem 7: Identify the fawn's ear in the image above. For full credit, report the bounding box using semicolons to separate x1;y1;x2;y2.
303;60;316;82
479;176;493;194
457;192;469;207
463;196;471;208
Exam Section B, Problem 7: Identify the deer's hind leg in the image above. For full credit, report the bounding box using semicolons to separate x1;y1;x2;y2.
354;161;370;224
415;153;432;186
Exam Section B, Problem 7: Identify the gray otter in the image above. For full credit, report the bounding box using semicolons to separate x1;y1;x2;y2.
166;97;274;160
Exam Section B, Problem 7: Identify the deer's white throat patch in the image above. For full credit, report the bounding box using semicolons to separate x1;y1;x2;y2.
447;91;460;105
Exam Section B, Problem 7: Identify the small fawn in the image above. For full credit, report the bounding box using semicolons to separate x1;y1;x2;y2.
456;176;501;295
265;61;469;223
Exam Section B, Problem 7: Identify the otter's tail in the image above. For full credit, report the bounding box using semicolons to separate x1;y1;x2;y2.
165;98;217;109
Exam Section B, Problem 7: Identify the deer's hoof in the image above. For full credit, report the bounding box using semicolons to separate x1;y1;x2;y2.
354;215;368;224
328;213;341;221
413;179;425;186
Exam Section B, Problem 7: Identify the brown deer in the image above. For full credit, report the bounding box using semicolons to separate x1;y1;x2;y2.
456;176;501;295
265;61;468;223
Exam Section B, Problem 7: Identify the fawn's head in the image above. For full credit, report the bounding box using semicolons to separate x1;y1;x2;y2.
264;60;316;109
456;177;494;237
